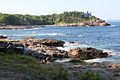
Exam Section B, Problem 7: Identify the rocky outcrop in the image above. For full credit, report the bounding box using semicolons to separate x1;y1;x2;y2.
21;38;65;47
0;37;110;63
20;38;69;59
39;39;65;47
69;47;108;59
55;18;111;27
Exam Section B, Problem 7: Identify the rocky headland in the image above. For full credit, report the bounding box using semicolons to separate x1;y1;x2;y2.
54;18;111;27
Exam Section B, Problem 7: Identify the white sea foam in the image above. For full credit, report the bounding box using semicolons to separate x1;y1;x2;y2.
55;58;72;63
32;31;37;34
23;28;40;30
78;35;84;37
46;33;65;36
57;42;90;51
8;33;66;37
111;25;117;27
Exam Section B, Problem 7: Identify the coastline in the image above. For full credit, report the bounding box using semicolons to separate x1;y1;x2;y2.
0;25;45;30
0;37;120;80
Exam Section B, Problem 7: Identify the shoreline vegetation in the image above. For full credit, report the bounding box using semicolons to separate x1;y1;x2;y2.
0;11;110;29
0;36;120;80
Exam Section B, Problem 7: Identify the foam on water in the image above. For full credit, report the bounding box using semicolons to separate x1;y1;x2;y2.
57;42;91;51
111;25;117;27
6;33;66;37
55;58;72;63
78;35;84;37
46;33;65;36
23;28;40;30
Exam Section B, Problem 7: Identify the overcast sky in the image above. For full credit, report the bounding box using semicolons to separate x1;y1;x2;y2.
0;0;119;20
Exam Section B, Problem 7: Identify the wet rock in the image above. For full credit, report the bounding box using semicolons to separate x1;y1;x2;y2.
69;47;109;60
39;39;65;47
0;41;24;53
20;38;65;47
0;35;7;39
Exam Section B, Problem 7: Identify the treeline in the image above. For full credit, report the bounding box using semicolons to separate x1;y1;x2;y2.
0;11;96;25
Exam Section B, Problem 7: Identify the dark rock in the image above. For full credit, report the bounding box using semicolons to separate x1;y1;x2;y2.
31;51;54;63
20;38;65;47
0;41;24;54
0;35;7;39
20;38;68;59
40;39;65;47
69;47;109;60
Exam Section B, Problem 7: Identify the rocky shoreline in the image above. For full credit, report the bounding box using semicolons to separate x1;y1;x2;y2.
0;18;111;30
0;25;45;30
0;36;109;63
54;18;111;27
0;36;120;80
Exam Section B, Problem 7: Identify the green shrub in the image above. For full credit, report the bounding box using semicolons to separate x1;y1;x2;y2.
53;67;68;80
78;72;105;80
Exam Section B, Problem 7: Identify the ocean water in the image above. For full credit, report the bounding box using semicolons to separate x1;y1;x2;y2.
0;22;120;63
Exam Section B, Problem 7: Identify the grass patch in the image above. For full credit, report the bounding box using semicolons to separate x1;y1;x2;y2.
53;67;68;80
78;72;105;80
0;52;40;64
0;52;70;80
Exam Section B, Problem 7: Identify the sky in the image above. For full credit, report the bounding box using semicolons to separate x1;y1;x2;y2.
0;0;120;20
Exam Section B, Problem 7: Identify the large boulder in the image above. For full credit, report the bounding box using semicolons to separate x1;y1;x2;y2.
21;38;65;47
39;39;65;47
69;47;108;60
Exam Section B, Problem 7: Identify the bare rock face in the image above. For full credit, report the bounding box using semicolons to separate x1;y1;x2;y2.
69;47;108;60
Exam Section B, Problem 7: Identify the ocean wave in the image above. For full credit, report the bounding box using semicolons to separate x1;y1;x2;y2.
23;28;40;30
46;33;65;36
6;33;66;37
57;42;91;51
111;25;117;27
55;58;72;63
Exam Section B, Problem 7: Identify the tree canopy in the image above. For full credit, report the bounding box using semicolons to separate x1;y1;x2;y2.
0;11;96;25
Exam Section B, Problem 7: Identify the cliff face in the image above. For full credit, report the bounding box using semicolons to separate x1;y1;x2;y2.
55;18;110;27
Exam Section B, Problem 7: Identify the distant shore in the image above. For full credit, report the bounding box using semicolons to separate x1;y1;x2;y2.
0;25;45;30
0;19;111;30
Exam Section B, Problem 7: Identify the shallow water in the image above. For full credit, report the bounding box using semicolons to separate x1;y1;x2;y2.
0;22;120;63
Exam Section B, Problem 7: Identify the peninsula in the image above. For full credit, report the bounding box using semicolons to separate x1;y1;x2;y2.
0;11;110;29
